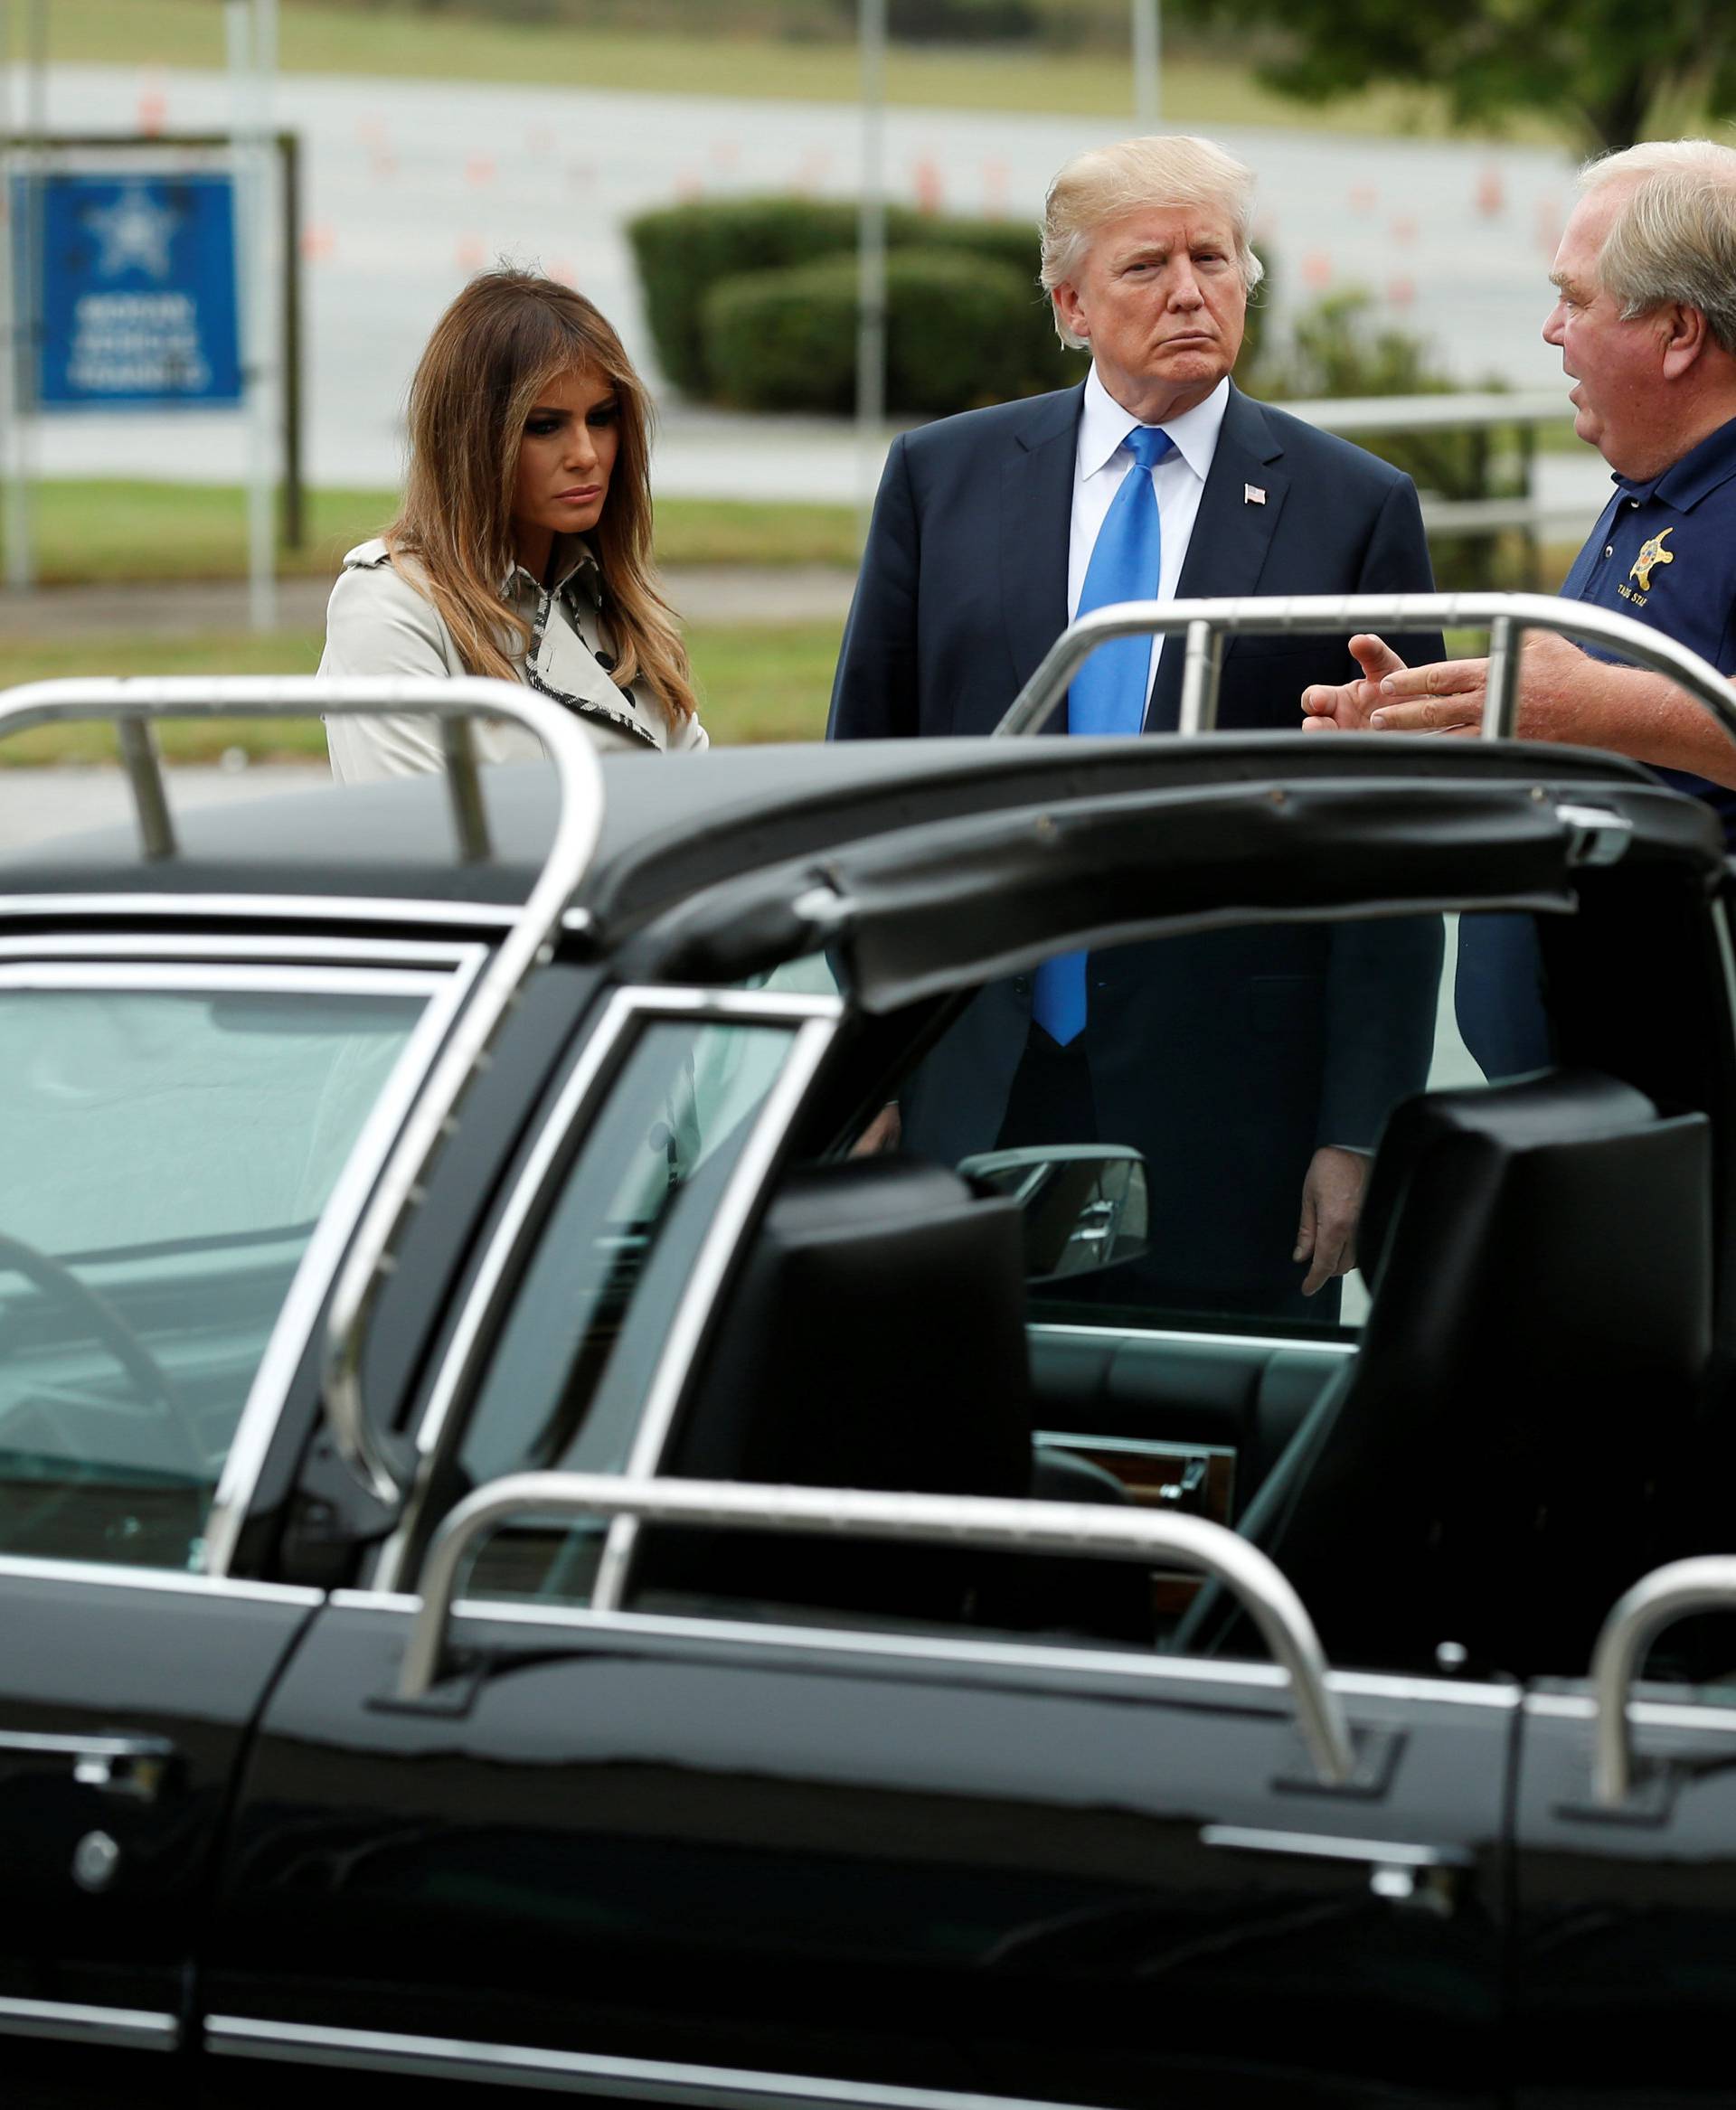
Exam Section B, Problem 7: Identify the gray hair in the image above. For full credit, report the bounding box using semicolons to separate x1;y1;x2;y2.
1040;134;1264;351
1579;138;1736;354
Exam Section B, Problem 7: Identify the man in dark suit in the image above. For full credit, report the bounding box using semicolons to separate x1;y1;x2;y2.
829;135;1444;1320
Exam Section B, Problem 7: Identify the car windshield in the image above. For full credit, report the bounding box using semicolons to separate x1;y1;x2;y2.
0;969;436;1572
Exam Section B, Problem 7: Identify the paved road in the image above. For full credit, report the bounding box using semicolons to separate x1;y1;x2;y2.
0;760;330;854
11;62;1604;528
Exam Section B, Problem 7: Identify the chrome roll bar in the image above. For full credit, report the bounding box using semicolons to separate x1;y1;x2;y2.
992;591;1736;750
395;1471;1356;1787
0;674;605;1508
1590;1554;1736;1806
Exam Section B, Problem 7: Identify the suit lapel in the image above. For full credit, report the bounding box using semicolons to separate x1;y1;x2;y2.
1148;383;1289;731
999;385;1083;725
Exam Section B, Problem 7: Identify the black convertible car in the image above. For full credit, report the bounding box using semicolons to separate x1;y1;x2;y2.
2;598;1736;2110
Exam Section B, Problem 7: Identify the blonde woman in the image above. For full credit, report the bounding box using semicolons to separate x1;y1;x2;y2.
321;269;705;777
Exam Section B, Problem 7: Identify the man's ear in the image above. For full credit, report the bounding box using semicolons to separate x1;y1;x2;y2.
1660;300;1710;380
1052;281;1088;342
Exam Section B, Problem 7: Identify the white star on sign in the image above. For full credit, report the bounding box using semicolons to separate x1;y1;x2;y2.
84;185;177;278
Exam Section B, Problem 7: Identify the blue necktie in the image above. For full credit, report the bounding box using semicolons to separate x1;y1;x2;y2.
1032;423;1175;1045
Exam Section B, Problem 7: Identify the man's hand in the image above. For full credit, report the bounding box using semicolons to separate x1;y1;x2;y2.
851;1103;902;1157
1294;1144;1369;1296
1363;630;1590;738
1299;634;1412;734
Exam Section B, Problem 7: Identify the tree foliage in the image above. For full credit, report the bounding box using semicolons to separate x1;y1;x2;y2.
1183;0;1736;150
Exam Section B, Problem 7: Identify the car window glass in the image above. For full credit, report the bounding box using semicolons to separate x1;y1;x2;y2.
459;1014;797;1601
0;976;431;1572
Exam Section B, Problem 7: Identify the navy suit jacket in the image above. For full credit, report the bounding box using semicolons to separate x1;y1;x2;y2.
827;380;1444;740
828;379;1446;1316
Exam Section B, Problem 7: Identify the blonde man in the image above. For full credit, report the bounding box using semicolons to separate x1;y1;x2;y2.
829;134;1442;1321
1306;140;1736;792
1303;139;1736;1074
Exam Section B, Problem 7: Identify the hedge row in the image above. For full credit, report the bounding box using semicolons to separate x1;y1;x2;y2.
628;195;1288;419
704;247;1056;415
627;196;1080;414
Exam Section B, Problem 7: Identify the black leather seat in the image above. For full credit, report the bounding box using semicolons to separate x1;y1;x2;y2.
634;1155;1150;1643
1180;1069;1712;1677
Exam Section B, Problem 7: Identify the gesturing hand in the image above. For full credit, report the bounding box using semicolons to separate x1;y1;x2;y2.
1299;634;1412;734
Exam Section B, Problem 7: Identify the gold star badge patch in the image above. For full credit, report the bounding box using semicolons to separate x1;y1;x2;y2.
1630;527;1675;591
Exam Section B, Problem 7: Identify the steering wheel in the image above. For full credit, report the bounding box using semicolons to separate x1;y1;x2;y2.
0;1229;210;1477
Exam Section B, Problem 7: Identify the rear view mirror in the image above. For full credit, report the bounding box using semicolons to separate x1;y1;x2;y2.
956;1144;1149;1285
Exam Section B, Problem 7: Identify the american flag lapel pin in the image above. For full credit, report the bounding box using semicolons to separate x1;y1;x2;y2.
1244;483;1267;505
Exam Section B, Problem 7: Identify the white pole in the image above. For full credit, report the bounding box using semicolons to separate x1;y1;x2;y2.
1132;0;1160;131
227;0;277;632
855;0;887;549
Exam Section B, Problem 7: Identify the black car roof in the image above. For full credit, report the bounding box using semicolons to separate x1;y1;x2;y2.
0;734;1710;925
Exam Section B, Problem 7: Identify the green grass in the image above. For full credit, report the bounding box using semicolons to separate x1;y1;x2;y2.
6;482;857;585
16;484;391;587
0;617;842;763
39;0;1566;139
655;498;858;570
690;618;841;741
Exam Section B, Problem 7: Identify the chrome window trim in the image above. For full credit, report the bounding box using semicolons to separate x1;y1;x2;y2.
403;1477;1353;1782
0;932;483;970
0;1550;318;1601
205;2014;1086;2110
0;1994;178;2052
373;986;841;1593
1029;1321;1355;1359
202;955;484;1574
371;986;659;1588
1712;896;1736;1054
1527;1689;1736;1736
330;1587;1518;1714
590;1017;840;1610
0;954;479;1579
0;959;445;1000
0;891;522;931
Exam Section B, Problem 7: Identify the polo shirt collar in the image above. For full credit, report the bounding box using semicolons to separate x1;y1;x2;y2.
1614;411;1736;513
1079;364;1229;484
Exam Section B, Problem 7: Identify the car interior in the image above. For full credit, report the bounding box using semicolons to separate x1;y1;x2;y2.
614;871;1736;1684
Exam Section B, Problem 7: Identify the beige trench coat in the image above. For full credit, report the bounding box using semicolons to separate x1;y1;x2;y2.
318;536;707;781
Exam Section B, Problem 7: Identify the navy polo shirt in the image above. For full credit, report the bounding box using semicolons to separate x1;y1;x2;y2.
1560;413;1736;844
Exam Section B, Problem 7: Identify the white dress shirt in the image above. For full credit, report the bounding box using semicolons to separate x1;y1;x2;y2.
1067;366;1230;708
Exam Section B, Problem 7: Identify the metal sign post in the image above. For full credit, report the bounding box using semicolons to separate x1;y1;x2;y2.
1132;0;1161;128
226;0;276;632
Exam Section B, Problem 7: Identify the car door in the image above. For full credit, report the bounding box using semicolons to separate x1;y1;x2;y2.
0;939;476;2096
201;978;1518;2110
1512;1565;1736;2107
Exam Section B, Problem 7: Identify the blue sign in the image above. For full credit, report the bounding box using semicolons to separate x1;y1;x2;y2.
17;171;242;409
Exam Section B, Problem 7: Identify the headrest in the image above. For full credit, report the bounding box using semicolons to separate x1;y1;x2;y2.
1360;1069;1659;1288
669;1154;1033;1497
1359;1068;1711;1391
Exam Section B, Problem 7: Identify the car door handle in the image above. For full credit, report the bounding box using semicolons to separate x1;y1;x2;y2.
1201;1823;1469;1915
0;1729;179;1804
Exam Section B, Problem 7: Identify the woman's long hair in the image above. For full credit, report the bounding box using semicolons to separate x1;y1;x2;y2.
386;269;697;723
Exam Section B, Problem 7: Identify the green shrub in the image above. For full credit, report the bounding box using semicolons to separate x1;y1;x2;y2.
628;194;1081;402
628;198;863;396
703;247;1077;417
